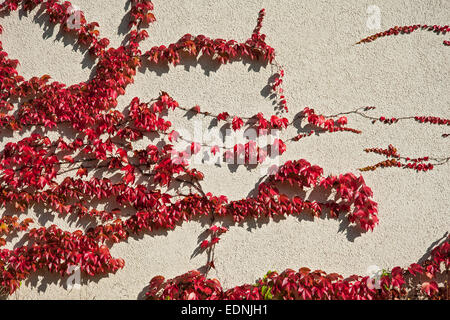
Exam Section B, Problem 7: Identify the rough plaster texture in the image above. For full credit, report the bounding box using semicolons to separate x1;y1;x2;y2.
0;0;449;299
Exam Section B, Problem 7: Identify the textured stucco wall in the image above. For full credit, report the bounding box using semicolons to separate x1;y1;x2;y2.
1;0;449;299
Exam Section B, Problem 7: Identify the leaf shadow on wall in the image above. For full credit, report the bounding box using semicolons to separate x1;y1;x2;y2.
0;6;97;80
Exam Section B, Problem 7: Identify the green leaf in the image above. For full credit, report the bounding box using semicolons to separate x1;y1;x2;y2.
264;286;273;300
261;285;267;296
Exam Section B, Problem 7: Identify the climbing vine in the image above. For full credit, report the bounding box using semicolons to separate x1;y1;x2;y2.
146;236;449;300
0;0;448;299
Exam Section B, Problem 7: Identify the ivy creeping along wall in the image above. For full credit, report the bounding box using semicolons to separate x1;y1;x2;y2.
0;0;448;299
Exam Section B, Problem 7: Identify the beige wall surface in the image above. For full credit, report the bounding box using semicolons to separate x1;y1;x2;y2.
1;0;449;299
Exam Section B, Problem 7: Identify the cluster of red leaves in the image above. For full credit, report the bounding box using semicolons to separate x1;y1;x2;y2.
270;69;288;112
221;138;288;165
320;107;449;138
71;158;378;248
364;145;400;158
269;160;379;231
414;116;449;126
200;225;228;250
0;216;33;246
144;8;274;67
378;117;400;124
0;225;124;295
128;93;178;134
146;236;449;300
357;24;450;46
360;145;446;172
129;0;155;28
175;107;290;137
290;108;361;142
377;116;450;126
303;108;353;132
161;107;294;166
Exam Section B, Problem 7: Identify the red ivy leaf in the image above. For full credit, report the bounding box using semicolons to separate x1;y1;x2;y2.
168;130;180;143
200;240;209;249
191;142;201;155
211;145;220;155
407;263;424;276
76;167;88;177
421;281;439;296
337;116;348;126
232;117;244;131
217;112;230;121
63;155;74;164
191;105;201;113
